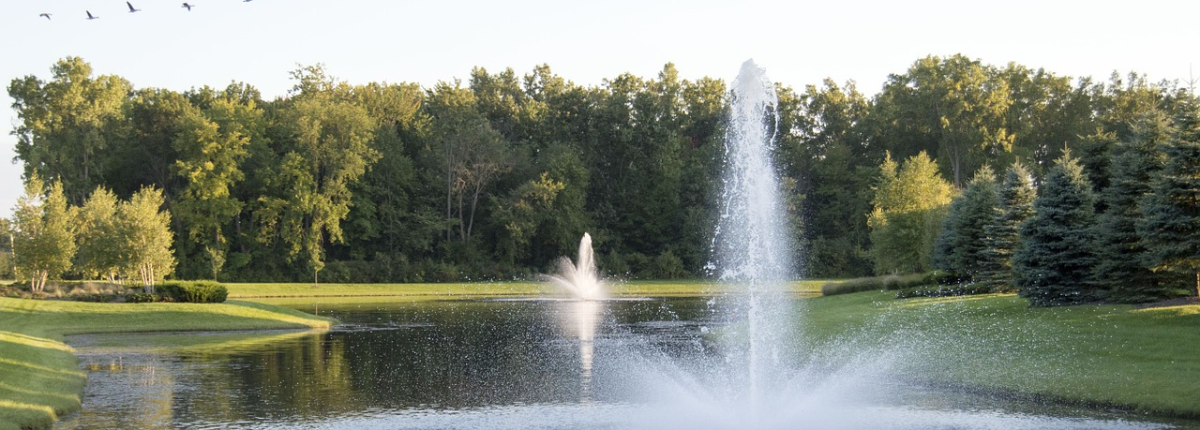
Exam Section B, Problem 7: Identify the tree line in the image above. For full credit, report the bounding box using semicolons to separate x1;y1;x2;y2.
872;94;1200;305
3;55;1197;291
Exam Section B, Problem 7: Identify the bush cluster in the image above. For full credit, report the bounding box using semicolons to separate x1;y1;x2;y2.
895;284;993;299
821;271;954;296
156;281;228;303
125;293;161;303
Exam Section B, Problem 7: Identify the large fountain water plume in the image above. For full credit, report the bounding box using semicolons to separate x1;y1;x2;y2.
708;59;799;421
712;59;794;286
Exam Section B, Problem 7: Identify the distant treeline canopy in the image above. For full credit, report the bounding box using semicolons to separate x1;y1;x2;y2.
4;54;1195;283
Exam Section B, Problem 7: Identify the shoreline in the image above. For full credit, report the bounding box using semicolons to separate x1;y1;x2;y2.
0;298;334;430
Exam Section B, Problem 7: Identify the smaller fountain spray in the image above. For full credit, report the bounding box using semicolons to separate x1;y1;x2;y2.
544;233;606;301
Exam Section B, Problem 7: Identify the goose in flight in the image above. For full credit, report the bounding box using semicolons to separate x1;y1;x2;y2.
182;3;194;11
39;13;52;20
127;2;141;12
86;10;99;20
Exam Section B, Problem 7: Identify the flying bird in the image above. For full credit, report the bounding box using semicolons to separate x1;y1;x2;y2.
182;3;194;11
127;2;141;12
39;13;52;20
86;10;99;20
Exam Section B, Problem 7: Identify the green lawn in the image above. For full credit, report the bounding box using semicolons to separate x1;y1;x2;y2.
0;298;333;430
797;291;1200;417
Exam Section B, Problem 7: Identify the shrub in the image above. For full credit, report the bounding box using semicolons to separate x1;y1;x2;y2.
157;281;228;303
624;252;652;279
71;294;119;303
895;284;993;299
126;293;159;303
653;250;687;279
821;271;954;296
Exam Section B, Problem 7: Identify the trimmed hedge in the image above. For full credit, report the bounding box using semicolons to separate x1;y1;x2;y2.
157;281;229;303
821;271;955;296
895;283;993;299
126;293;162;303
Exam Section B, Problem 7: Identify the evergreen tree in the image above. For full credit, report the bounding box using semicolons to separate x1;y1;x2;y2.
1013;151;1101;306
12;175;76;292
977;162;1035;291
1139;93;1200;297
934;165;998;279
931;197;960;274
1093;110;1176;302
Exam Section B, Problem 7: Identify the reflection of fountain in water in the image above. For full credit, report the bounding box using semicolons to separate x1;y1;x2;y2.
566;300;601;403
543;233;605;301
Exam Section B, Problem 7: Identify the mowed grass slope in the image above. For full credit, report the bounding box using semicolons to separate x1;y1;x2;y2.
0;298;333;430
798;291;1200;417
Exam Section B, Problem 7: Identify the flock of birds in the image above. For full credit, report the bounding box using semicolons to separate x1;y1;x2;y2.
38;1;253;20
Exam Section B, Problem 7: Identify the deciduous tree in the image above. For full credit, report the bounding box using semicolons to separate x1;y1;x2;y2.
8;57;132;203
12;175;76;292
258;65;380;283
118;187;176;291
868;151;955;274
75;187;122;282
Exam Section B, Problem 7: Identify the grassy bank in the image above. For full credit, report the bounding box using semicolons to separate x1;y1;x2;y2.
798;291;1200;417
0;298;334;430
226;279;829;299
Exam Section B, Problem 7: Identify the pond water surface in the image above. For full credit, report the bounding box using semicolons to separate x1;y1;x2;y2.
55;298;1199;430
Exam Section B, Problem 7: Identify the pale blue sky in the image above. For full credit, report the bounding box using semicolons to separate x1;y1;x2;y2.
3;0;1198;214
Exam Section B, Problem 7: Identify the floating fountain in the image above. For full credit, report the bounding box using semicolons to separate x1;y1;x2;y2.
543;232;606;301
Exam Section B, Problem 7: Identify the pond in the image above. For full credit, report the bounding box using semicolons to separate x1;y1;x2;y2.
55;297;1198;430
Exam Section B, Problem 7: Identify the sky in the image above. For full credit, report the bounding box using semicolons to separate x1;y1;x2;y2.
2;0;1198;214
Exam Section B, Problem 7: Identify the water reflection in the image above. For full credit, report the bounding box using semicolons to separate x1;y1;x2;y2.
553;300;603;402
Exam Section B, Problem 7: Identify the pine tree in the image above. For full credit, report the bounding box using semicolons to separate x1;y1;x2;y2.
1139;93;1200;297
978;162;1035;291
1093;110;1177;302
934;165;998;279
1013;151;1101;306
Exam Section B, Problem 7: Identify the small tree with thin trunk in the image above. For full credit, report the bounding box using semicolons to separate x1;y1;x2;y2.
12;175;76;292
118;187;176;292
75;186;123;283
